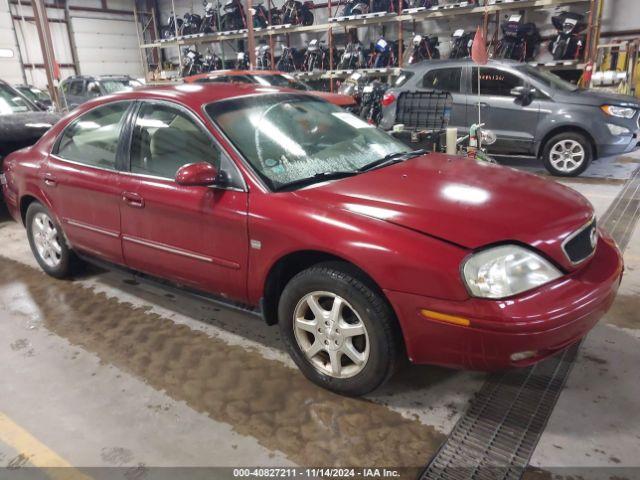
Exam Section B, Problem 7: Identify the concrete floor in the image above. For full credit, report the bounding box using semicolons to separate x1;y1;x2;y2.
0;152;639;479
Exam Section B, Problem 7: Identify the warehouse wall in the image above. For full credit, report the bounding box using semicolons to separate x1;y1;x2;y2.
601;0;640;35
0;0;143;88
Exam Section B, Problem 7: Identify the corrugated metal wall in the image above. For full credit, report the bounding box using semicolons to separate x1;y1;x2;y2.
1;0;143;88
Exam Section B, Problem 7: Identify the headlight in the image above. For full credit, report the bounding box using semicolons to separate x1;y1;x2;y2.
601;105;636;119
462;245;562;299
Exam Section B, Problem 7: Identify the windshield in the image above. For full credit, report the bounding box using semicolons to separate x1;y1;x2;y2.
18;87;50;102
206;94;409;190
101;79;142;94
0;83;36;114
516;65;578;92
250;74;312;91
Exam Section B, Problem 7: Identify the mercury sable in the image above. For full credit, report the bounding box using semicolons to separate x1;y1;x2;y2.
0;84;623;396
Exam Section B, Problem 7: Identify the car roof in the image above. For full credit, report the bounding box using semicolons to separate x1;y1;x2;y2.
401;58;524;71
62;74;134;82
77;82;307;111
185;70;292;82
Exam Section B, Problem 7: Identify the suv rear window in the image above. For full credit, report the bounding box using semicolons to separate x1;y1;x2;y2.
422;68;461;93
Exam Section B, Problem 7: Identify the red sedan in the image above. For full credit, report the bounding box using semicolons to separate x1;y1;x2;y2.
1;83;623;396
184;70;357;109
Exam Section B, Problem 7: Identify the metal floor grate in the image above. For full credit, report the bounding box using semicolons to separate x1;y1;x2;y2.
421;167;640;480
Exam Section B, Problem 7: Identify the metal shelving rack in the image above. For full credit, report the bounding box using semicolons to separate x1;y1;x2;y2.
135;0;599;88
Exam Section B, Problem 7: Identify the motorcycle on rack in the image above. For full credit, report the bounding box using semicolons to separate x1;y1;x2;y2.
359;80;388;126
181;11;203;35
200;1;220;33
253;0;272;28
407;34;440;64
203;48;224;71
338;72;366;113
410;0;438;7
255;44;272;69
341;0;369;16
160;11;184;39
220;0;247;31
276;45;301;71
281;0;315;26
235;51;250;69
304;39;331;71
369;37;395;68
495;14;540;62
549;11;587;60
449;29;474;58
338;41;366;69
181;48;204;77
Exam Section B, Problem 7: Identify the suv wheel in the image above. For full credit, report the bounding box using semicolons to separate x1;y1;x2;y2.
26;202;78;278
278;263;402;396
542;132;592;177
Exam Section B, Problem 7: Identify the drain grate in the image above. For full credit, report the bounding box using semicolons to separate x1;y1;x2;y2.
421;167;640;480
421;344;579;480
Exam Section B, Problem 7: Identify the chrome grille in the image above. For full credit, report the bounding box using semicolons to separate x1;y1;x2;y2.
562;218;597;264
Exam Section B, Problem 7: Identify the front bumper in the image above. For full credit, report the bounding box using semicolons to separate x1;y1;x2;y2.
385;235;623;371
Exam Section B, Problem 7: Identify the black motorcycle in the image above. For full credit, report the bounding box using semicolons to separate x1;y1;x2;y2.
338;41;366;69
200;1;220;33
281;0;314;26
495;14;540;62
359;80;388;126
449;30;474;58
220;0;246;31
304;39;331;71
160;11;183;39
549;11;587;60
368;37;396;68
181;48;204;77
411;0;438;7
342;0;394;16
203;48;224;71
276;45;301;72
255;44;272;69
235;51;250;69
253;0;271;28
181;11;203;35
407;34;439;64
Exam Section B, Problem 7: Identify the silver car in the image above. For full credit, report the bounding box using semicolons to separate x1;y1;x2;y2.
380;59;640;176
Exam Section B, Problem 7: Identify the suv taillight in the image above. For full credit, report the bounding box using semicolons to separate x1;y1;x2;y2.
381;92;396;107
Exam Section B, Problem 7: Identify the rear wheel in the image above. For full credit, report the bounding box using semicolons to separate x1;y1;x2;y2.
26;202;79;278
278;264;402;396
542;132;592;177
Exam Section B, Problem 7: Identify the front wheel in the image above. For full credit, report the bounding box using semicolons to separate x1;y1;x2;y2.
542;132;592;177
278;264;402;396
26;202;79;278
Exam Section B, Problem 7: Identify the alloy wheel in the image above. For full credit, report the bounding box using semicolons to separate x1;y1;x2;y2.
549;139;585;173
32;212;63;268
293;291;370;379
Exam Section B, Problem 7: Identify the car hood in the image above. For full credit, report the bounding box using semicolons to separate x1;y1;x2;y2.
308;90;357;107
556;88;640;108
294;154;593;271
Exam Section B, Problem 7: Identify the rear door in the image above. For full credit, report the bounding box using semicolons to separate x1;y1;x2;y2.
466;66;540;155
419;66;467;134
45;101;133;264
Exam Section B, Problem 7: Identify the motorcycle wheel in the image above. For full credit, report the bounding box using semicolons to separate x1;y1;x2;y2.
161;26;174;39
552;39;567;60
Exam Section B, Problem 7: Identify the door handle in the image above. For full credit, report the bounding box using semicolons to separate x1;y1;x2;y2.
42;173;57;187
122;192;145;208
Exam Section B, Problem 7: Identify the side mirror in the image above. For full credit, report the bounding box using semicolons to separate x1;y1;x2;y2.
175;162;218;186
510;85;534;99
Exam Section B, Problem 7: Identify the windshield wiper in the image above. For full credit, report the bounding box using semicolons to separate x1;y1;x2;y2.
274;171;358;192
357;149;427;172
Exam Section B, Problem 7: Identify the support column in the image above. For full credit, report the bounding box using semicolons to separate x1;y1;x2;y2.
32;0;62;110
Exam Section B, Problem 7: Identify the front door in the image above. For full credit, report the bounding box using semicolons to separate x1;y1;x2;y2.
420;66;467;135
466;66;540;155
118;100;250;302
44;101;132;264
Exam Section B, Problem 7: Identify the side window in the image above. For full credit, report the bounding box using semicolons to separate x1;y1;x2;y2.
472;68;523;96
55;102;130;169
422;68;461;93
130;103;220;179
69;80;84;96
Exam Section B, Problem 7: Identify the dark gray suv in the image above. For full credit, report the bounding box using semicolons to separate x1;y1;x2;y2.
381;59;640;176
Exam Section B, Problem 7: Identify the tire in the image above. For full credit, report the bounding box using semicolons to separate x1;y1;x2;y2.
542;132;592;177
278;263;402;396
302;10;313;26
25;202;79;278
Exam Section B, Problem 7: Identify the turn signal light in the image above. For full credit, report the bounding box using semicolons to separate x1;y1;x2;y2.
381;92;396;107
420;309;470;327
